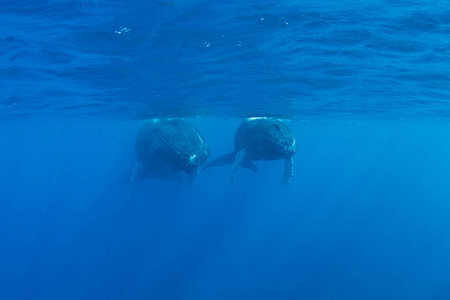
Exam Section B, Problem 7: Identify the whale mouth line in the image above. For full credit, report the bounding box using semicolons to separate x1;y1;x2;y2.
158;132;190;160
158;132;205;166
267;136;295;147
266;136;297;157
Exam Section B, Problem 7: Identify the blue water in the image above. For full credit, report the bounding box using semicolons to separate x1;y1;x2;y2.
1;1;450;299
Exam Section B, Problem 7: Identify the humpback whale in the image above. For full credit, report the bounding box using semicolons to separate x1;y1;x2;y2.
204;117;297;184
131;119;209;183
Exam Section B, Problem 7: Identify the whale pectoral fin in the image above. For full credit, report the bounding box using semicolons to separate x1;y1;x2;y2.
130;162;146;183
204;152;236;169
232;148;247;186
187;167;199;184
281;157;294;184
241;160;257;172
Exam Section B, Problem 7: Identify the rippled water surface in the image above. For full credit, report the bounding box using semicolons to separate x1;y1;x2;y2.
2;0;450;119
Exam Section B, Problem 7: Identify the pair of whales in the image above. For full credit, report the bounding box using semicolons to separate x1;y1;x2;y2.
130;117;298;184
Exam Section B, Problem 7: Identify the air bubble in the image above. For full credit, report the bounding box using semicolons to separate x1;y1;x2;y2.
115;27;131;34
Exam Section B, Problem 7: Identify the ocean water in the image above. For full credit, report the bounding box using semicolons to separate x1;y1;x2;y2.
1;0;450;299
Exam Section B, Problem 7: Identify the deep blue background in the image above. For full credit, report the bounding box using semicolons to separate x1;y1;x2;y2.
1;119;450;299
2;0;450;299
